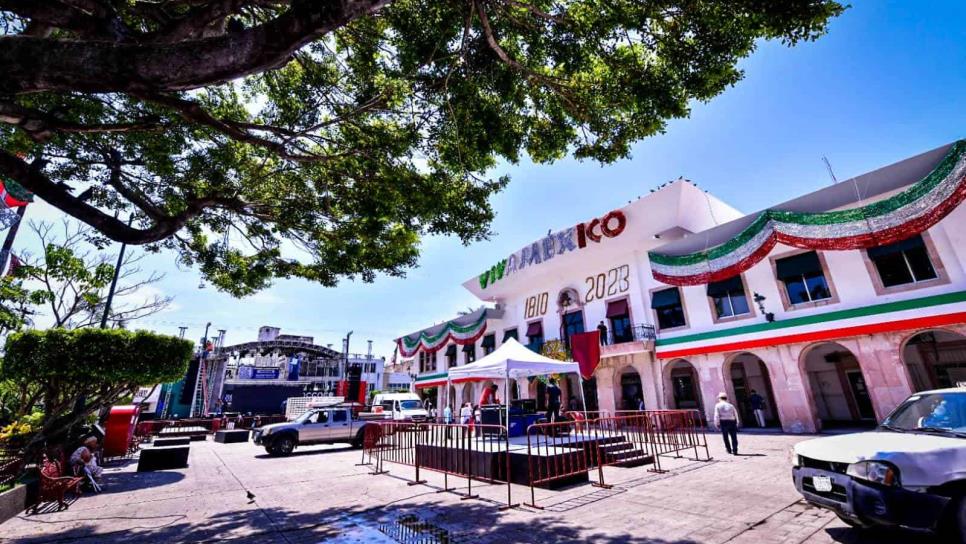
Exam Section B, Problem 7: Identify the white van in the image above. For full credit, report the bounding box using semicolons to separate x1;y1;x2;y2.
370;392;430;421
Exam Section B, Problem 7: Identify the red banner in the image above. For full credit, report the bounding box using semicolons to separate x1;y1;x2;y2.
570;331;601;379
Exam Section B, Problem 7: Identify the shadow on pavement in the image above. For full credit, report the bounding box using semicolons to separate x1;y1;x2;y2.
251;445;357;459
821;526;940;544
7;499;705;544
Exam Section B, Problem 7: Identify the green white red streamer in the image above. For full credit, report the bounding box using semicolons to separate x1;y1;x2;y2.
649;140;966;286
397;311;488;357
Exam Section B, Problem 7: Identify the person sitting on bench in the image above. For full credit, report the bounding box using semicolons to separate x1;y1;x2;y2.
70;436;104;488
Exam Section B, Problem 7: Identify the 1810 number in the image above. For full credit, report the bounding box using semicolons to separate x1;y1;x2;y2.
524;292;549;318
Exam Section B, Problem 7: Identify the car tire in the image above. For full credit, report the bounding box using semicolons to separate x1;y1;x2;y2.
943;496;966;542
274;436;296;456
351;430;365;449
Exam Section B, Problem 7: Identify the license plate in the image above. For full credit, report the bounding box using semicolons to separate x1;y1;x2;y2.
813;476;833;492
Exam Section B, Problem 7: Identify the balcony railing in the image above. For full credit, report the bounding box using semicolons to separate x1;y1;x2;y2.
608;324;656;345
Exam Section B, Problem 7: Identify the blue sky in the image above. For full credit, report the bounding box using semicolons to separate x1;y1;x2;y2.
15;0;966;357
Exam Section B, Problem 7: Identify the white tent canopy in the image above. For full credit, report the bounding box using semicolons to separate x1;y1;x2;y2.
447;337;580;381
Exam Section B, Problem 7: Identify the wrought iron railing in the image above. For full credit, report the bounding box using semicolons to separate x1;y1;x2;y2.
610;324;656;345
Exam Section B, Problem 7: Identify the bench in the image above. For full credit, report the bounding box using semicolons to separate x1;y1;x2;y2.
153;437;190;447
35;458;83;512
137;446;189;472
158;426;208;440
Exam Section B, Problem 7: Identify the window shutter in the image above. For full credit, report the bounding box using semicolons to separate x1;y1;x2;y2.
650;288;681;309
605;299;629;318
867;235;925;259
526;321;543;337
775;252;822;280
706;275;744;297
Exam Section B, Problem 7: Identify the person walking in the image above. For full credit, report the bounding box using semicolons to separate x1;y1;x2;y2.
546;378;562;423
749;389;767;428
597;321;608;345
459;402;473;424
636;396;646;412
713;392;740;455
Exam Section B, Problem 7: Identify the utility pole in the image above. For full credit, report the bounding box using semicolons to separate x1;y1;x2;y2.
0;206;27;274
100;215;133;328
342;331;353;378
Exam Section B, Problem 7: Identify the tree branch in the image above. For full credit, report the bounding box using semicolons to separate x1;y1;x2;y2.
0;150;240;244
0;0;393;95
0;101;164;142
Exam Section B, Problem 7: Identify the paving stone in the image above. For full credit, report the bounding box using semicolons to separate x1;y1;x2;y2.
0;433;942;544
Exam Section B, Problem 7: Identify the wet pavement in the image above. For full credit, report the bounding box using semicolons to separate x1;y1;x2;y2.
0;432;943;543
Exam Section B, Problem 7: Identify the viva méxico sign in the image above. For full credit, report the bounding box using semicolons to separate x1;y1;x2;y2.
479;210;626;290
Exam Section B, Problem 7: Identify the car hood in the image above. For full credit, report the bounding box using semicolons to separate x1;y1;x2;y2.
257;422;291;433
795;431;966;486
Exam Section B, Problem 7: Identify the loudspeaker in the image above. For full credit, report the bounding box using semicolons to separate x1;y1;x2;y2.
346;364;362;401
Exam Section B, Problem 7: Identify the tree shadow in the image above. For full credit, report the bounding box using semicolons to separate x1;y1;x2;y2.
7;498;712;544
821;526;939;544
251;445;357;460
96;470;185;495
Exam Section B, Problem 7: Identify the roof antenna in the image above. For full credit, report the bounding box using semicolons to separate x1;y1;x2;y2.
822;156;839;186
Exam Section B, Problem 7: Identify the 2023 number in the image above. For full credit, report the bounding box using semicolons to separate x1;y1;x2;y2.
584;264;630;303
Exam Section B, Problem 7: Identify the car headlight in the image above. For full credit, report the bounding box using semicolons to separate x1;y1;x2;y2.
846;461;899;486
261;428;272;436
790;449;801;467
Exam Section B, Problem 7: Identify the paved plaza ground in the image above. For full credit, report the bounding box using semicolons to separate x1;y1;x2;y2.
0;432;942;544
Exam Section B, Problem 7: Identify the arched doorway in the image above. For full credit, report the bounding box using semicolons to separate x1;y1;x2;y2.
725;353;779;428
802;342;875;429
460;383;473;406
666;360;703;412
619;366;644;410
903;330;966;391
447;385;457;411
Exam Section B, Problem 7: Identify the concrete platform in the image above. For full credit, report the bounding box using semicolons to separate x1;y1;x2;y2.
153;437;190;447
214;430;251;444
137;445;189;471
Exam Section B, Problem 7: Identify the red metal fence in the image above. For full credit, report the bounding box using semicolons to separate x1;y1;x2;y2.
362;409;710;510
362;421;515;508
0;449;25;491
136;415;290;438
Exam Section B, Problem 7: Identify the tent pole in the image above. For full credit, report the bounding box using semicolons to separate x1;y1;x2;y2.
578;373;589;422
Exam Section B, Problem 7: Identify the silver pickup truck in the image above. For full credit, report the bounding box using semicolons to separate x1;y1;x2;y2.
253;406;373;456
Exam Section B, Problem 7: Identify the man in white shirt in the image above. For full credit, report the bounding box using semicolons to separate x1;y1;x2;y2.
713;392;740;455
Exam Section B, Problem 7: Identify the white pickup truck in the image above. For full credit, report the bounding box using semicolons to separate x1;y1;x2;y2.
253;405;374;456
792;387;966;539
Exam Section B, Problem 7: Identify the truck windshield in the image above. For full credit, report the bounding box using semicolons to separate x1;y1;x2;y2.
882;392;966;436
294;410;318;424
399;400;422;410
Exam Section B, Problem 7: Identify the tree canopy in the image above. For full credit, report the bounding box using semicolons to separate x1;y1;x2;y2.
2;328;193;447
0;0;844;295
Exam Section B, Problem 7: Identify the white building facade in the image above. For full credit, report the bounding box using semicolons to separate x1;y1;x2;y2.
396;140;966;433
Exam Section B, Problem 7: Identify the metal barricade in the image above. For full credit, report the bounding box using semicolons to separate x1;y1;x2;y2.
643;410;711;462
523;419;593;508
593;414;663;481
362;421;516;509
